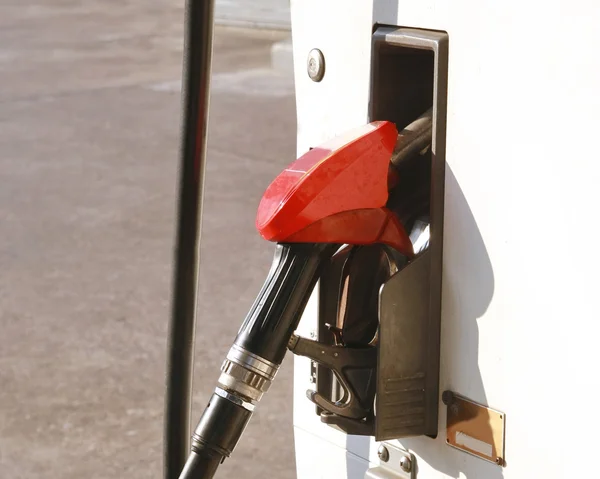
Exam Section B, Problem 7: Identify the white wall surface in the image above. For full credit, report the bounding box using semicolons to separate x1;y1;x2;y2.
291;1;600;478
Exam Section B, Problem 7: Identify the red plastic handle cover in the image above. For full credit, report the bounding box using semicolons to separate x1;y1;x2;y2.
256;121;413;255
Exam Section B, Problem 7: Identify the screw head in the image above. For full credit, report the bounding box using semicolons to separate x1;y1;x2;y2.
399;456;412;473
441;390;454;406
307;49;325;82
377;445;389;463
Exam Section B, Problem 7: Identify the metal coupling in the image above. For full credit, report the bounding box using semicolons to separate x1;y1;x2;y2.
217;344;279;403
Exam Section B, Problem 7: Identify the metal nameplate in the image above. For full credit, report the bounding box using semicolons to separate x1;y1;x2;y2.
443;391;505;466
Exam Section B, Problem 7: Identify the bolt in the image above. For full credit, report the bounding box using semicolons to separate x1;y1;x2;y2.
399;456;412;473
307;49;325;82
441;390;454;406
377;445;389;463
309;331;316;339
495;457;504;466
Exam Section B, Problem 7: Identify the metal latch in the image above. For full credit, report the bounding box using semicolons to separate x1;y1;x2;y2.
365;443;416;479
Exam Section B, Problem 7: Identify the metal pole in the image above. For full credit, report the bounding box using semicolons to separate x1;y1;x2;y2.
165;1;215;478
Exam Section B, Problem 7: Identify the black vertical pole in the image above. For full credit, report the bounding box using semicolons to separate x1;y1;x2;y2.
165;1;215;478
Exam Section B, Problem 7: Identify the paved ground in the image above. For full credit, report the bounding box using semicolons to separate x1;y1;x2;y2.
215;0;290;29
0;2;296;478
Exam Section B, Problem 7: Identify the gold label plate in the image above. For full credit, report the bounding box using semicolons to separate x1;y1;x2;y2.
444;392;505;466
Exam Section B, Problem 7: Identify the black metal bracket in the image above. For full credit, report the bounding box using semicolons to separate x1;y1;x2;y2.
372;26;448;441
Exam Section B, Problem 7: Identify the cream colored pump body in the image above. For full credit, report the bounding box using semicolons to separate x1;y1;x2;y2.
290;1;600;478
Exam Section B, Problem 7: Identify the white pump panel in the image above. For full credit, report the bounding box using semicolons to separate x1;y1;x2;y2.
291;1;600;478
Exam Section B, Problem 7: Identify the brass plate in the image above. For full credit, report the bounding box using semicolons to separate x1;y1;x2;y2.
444;392;505;466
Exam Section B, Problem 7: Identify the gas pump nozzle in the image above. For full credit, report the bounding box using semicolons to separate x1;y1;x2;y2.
179;116;431;479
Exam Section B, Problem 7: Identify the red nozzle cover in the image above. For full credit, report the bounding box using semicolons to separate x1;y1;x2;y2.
256;121;413;255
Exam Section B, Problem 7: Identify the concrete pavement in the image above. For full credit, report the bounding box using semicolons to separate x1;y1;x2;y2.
0;2;297;478
215;0;291;29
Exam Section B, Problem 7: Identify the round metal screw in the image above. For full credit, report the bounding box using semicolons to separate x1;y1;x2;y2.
399;456;412;473
441;390;454;406
377;445;389;463
307;49;325;82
